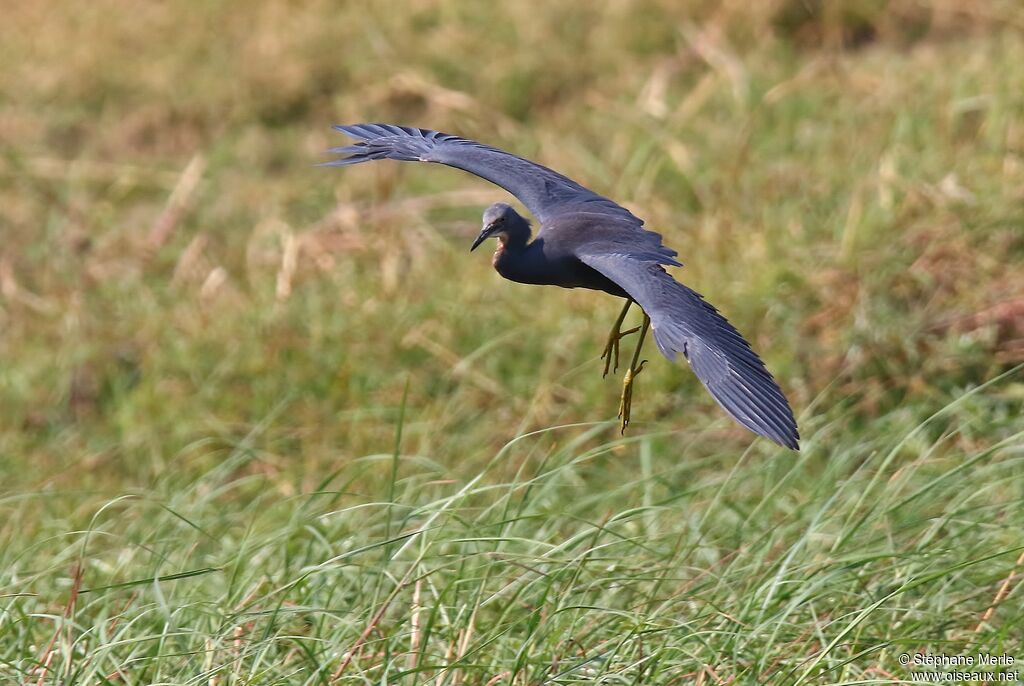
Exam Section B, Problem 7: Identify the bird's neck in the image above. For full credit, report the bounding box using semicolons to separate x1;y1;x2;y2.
490;215;535;281
500;220;532;251
493;235;551;285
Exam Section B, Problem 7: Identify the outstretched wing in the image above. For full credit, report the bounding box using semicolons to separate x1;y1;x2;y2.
325;123;642;226
579;251;799;449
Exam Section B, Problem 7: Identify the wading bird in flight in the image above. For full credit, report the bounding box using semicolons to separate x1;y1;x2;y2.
325;124;799;449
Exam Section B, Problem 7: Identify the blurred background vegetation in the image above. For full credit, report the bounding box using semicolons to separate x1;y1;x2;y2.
1;0;1023;682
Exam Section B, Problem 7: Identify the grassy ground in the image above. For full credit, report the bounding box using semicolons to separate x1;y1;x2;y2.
2;1;1024;683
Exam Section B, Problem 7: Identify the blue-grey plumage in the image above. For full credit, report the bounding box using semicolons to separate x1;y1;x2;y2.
325;123;800;450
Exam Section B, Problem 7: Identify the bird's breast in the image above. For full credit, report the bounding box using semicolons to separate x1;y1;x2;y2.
491;243;627;296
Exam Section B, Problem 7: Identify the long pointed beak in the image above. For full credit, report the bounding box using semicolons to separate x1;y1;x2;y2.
469;224;495;252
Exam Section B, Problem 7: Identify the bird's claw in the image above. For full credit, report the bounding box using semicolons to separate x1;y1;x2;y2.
600;325;640;378
603;303;650;435
618;359;647;434
600;337;618;379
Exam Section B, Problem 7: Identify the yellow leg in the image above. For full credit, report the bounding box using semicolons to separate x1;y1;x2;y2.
618;312;650;434
600;298;639;378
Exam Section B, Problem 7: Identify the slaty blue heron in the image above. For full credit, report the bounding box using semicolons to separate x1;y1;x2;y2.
324;124;799;449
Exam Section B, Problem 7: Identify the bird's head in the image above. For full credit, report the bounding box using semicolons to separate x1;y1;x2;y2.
471;202;529;251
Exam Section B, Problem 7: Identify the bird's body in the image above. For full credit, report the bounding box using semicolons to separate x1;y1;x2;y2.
492;232;627;297
325;124;801;449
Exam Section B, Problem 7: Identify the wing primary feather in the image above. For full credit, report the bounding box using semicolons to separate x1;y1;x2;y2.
714;382;797;448
578;251;799;449
327;123;647;226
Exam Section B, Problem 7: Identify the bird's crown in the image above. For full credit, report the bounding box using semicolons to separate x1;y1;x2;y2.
482;202;521;226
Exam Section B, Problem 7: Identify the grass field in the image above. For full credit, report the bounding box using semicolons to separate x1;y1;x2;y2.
2;1;1024;683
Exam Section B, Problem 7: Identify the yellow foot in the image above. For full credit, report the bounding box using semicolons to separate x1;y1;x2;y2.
617;359;647;434
601;326;640;378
